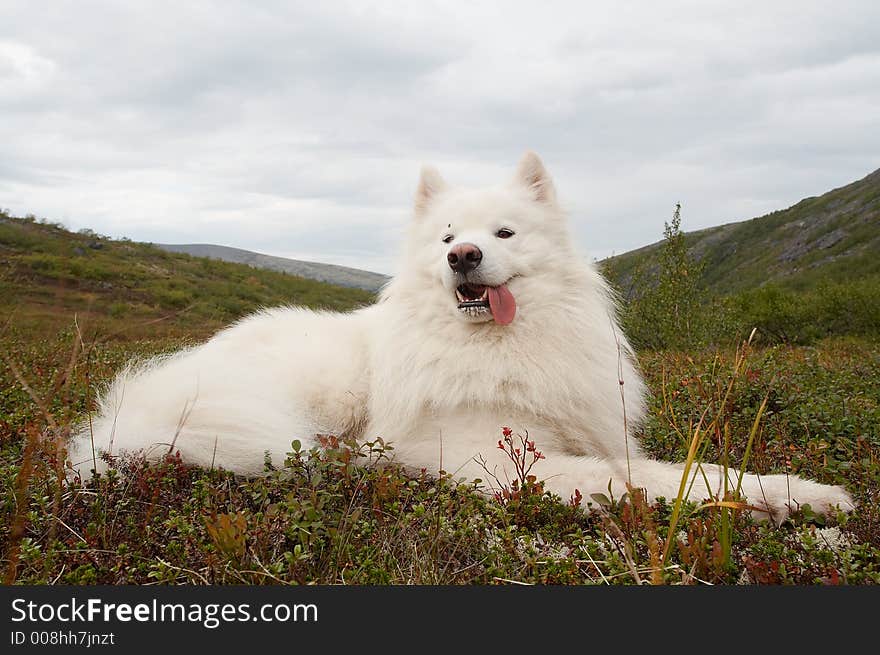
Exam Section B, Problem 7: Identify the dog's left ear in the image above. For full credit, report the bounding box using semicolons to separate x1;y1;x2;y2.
514;151;556;205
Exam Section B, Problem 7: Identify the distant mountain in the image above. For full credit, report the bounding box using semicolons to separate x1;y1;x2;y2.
604;167;880;296
156;243;389;293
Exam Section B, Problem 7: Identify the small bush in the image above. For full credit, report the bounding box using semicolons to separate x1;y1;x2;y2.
732;278;880;345
155;288;193;309
108;302;128;318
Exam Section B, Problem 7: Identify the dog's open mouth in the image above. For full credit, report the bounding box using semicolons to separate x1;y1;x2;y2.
455;282;517;325
455;283;490;307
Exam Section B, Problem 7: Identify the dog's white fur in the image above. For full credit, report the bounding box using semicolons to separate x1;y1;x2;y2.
68;152;853;522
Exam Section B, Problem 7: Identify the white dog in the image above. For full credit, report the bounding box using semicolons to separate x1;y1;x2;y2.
68;152;853;522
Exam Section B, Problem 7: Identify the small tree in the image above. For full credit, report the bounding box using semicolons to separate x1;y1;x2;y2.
657;203;704;346
623;203;706;350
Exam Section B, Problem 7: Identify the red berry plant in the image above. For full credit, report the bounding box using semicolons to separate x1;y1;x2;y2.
476;427;547;506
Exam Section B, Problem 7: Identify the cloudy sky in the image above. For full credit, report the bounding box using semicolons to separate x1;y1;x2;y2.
2;1;879;275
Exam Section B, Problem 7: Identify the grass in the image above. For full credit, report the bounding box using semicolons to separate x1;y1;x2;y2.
2;321;878;585
1;210;878;585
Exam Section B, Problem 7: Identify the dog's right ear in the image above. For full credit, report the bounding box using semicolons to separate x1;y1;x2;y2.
414;165;447;215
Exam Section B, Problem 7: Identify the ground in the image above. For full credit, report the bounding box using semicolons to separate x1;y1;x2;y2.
2;320;878;585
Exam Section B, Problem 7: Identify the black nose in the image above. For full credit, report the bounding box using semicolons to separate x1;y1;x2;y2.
447;243;483;273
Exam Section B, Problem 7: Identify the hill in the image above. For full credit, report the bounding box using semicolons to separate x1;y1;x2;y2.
156;243;389;292
0;212;374;340
604;167;880;296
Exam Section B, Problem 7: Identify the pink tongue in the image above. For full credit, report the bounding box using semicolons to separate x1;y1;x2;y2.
487;284;516;325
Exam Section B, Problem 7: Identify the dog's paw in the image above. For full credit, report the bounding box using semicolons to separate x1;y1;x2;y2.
747;475;854;525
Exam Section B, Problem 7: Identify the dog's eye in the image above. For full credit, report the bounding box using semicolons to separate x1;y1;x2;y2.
496;229;515;239
442;235;454;244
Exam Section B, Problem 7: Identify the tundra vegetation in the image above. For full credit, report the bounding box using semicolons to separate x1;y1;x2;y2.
2;209;878;585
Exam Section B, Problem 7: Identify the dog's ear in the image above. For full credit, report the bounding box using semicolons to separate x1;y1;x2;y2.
514;151;556;205
414;165;447;215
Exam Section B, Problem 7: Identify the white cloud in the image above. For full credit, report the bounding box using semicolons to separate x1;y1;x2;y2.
1;1;878;274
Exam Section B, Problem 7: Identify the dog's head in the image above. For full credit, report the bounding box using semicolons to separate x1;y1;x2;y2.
400;151;577;326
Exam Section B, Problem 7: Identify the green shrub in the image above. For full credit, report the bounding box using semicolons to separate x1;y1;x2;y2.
617;204;708;350
732;278;880;345
155;288;193;309
108;302;128;318
21;253;59;273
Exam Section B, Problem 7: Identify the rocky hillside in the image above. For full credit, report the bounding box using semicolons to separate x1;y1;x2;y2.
604;167;880;296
